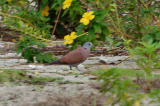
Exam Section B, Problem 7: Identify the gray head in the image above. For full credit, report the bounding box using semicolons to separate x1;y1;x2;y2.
83;42;93;49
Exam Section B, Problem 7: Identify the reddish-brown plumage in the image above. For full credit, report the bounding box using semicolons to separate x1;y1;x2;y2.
60;47;90;64
46;42;92;70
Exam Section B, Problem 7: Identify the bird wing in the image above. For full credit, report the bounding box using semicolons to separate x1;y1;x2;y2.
59;48;89;64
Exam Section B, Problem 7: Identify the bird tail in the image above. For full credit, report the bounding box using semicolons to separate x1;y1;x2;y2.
45;59;60;65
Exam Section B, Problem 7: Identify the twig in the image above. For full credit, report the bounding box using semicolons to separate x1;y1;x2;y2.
52;9;62;36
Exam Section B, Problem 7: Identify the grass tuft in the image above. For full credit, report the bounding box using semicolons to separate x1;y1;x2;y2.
0;69;63;84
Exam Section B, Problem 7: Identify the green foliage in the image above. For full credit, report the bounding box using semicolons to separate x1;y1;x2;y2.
142;26;160;42
0;69;29;82
74;8;110;46
0;0;55;63
31;77;63;84
93;68;145;78
94;65;160;105
149;89;160;102
44;0;160;42
16;36;57;63
15;9;52;38
128;41;160;81
94;40;160;105
2;14;56;63
105;37;123;49
101;0;160;41
93;68;145;106
35;53;57;63
93;68;139;93
1;0;160;45
0;69;63;84
127;40;160;93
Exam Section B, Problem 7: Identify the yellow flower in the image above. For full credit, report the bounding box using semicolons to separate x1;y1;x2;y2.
64;35;73;45
63;0;72;10
64;34;70;40
41;5;49;16
134;100;140;106
64;40;73;45
80;11;95;25
80;18;90;25
70;32;77;39
83;11;95;20
64;32;77;45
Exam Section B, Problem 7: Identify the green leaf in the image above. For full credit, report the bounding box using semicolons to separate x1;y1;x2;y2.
93;24;102;33
0;0;6;5
102;27;110;36
36;53;57;63
88;29;95;41
76;24;84;35
100;34;106;42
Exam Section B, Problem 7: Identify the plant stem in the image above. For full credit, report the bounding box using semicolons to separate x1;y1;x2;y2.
52;9;62;36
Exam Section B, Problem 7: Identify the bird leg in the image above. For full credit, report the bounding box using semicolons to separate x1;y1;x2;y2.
69;65;72;70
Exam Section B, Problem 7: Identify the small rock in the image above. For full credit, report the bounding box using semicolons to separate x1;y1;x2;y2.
78;64;85;70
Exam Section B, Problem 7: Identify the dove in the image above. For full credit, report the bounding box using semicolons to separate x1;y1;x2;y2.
46;42;92;70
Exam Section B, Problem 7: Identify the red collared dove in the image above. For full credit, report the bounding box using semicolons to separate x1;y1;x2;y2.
46;42;92;70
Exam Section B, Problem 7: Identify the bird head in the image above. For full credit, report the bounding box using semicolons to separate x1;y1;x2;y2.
83;42;93;49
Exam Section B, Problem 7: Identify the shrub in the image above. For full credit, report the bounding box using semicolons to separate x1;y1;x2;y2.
128;40;160;91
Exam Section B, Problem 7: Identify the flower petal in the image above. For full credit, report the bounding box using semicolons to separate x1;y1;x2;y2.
64;35;70;40
70;32;76;36
63;0;72;10
88;11;94;15
89;15;95;20
80;18;90;25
